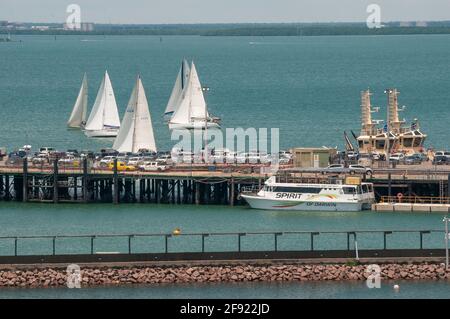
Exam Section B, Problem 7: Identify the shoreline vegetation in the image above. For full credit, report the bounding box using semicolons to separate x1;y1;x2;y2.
3;22;450;37
0;262;448;288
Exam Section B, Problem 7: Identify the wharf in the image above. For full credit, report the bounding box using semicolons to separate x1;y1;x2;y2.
1;159;450;206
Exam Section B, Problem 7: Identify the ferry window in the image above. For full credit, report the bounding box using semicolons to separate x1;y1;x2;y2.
358;141;364;148
403;138;413;147
273;187;321;194
362;184;368;193
376;140;385;149
357;186;362;194
343;187;356;195
413;138;422;147
368;184;373;192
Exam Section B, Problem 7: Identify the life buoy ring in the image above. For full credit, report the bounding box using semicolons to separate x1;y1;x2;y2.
397;193;404;202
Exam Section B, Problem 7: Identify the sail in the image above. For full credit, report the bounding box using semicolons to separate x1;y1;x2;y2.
85;71;120;131
165;59;190;116
170;62;208;125
67;73;88;128
188;62;209;119
113;76;157;153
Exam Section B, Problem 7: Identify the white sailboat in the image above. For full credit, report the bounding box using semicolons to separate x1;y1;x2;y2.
168;62;220;130
67;73;88;128
84;71;121;138
164;59;190;121
113;76;157;153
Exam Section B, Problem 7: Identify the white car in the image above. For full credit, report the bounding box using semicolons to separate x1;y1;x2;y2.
349;164;373;175
39;147;55;155
127;157;144;166
141;162;167;171
325;164;345;171
99;156;116;168
58;155;79;165
389;153;405;162
235;152;248;164
156;154;172;165
225;152;237;164
32;154;48;165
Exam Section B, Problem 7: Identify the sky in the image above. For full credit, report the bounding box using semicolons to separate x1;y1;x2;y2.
1;0;450;24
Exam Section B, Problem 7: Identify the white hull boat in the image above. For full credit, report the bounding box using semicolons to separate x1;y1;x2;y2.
84;70;121;138
84;127;119;138
240;176;375;212
168;61;220;130
168;120;220;130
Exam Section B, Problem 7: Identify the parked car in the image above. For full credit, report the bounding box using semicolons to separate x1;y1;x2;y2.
31;154;48;166
348;164;373;175
235;152;248;164
156;154;172;165
39;147;55;155
325;164;345;171
225;152;238;164
140;161;167;172
403;154;422;165
58;155;80;166
346;151;359;161
107;161;136;171
127;157;144;166
389;153;405;163
432;155;447;165
434;151;450;161
99;156;116;168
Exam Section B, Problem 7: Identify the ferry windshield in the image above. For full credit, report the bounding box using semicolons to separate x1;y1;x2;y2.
343;187;356;195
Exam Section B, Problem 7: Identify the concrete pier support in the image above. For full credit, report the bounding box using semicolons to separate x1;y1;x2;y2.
53;160;58;204
22;158;28;202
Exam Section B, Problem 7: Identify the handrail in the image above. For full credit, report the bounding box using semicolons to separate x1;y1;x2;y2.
381;195;450;204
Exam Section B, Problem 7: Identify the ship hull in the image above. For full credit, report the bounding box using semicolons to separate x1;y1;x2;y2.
241;194;367;212
169;121;220;130
84;128;119;138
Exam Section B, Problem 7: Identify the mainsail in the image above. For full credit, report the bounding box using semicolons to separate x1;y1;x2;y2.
113;76;157;153
84;71;120;131
170;62;208;126
67;73;88;128
165;59;190;117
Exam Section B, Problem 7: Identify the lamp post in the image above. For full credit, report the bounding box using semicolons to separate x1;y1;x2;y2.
384;89;391;164
444;215;449;270
202;86;210;164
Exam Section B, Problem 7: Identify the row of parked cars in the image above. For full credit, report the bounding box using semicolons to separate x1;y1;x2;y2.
171;149;293;165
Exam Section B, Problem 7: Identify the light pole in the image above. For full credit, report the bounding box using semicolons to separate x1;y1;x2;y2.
384;89;391;164
444;215;449;270
202;86;210;165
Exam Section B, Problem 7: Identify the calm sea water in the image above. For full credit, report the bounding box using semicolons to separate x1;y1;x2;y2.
1;281;449;299
1;34;450;151
1;34;450;298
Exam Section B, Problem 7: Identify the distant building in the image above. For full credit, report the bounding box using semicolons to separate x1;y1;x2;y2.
416;21;428;27
399;21;412;27
0;21;8;27
31;25;50;31
63;22;95;32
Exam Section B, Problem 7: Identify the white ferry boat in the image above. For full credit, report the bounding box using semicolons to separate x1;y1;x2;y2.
240;176;375;212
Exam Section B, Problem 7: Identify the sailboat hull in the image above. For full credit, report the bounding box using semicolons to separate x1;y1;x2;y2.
169;121;220;130
84;128;119;138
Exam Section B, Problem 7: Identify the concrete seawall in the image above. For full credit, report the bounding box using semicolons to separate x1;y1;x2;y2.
0;262;449;288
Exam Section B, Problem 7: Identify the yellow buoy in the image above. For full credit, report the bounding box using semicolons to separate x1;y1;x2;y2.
173;228;181;236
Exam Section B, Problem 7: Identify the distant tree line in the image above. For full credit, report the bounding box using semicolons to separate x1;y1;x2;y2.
3;22;450;37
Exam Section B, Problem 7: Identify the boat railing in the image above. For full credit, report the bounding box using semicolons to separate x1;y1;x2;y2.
381;195;450;205
240;186;260;194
